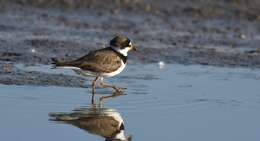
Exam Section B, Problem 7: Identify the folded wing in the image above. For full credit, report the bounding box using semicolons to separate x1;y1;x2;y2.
53;48;122;73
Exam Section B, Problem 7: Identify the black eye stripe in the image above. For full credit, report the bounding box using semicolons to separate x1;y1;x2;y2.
121;43;131;49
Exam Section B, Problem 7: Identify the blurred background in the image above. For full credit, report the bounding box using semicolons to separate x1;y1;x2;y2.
1;0;260;67
1;1;260;141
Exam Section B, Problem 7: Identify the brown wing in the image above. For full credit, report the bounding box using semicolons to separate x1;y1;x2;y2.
76;48;122;73
74;116;120;138
58;48;121;73
50;113;120;138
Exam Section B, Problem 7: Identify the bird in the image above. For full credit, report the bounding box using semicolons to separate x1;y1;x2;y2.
49;106;131;141
52;35;136;103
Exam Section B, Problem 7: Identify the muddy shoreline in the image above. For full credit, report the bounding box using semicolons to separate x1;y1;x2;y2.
1;0;260;87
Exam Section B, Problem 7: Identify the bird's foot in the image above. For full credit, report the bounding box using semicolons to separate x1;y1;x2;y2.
112;86;126;93
113;88;124;94
99;90;124;103
113;89;124;95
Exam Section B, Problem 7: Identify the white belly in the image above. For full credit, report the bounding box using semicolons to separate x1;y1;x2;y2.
71;60;126;77
102;60;126;77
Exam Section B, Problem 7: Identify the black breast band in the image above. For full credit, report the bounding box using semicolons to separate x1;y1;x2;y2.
111;48;127;64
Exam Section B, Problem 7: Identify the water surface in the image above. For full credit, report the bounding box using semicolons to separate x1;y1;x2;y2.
0;64;260;141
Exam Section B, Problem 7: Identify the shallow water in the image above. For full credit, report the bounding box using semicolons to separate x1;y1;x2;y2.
1;64;260;141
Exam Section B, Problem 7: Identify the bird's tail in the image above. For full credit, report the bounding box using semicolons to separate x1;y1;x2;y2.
51;58;64;68
51;58;81;70
52;58;63;66
49;112;78;121
51;58;74;68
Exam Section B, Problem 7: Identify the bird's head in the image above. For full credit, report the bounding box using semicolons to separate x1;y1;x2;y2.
105;123;132;141
110;36;136;56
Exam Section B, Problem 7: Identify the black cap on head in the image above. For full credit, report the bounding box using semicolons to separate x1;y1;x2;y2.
110;36;131;49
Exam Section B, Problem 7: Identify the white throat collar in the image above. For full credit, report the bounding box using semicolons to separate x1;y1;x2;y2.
111;46;130;57
114;130;127;140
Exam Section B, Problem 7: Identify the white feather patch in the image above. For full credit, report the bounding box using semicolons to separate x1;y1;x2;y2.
114;130;127;140
102;60;126;77
56;66;81;70
55;59;126;77
111;46;131;57
105;109;124;126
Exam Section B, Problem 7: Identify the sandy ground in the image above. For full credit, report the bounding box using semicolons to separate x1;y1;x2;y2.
1;0;260;86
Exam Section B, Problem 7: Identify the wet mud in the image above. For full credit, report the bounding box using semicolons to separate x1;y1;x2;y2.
1;0;260;86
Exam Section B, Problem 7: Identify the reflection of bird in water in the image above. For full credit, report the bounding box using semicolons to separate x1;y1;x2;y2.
49;105;131;141
52;36;136;103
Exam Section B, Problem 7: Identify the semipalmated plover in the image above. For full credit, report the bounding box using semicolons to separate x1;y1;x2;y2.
52;36;136;103
49;106;131;141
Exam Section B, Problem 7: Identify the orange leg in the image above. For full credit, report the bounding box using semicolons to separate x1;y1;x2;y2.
91;76;99;103
99;77;126;92
99;90;124;106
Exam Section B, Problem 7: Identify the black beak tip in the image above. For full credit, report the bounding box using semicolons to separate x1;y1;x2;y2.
132;46;137;51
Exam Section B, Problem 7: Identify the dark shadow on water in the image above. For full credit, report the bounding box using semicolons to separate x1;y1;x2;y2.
49;93;132;141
